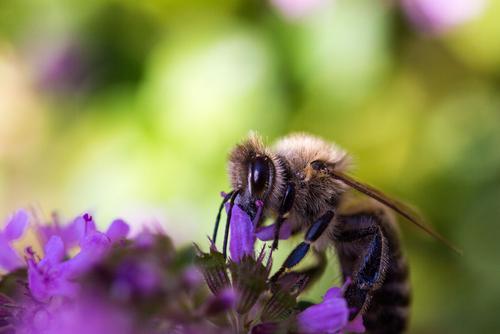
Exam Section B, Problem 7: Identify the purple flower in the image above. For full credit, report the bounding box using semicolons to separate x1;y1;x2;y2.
401;0;486;34
113;259;163;297
297;287;349;333
33;41;92;94
48;297;134;334
200;198;364;334
0;204;364;334
16;296;134;334
255;222;292;241
2;210;232;334
36;215;87;251
27;235;80;301
105;219;130;243
204;288;236;315
297;283;365;334
0;210;29;271
227;199;291;262
27;215;130;302
228;203;257;262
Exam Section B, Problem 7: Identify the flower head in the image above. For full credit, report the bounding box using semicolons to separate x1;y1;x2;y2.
196;199;364;333
0;209;234;334
0;201;365;334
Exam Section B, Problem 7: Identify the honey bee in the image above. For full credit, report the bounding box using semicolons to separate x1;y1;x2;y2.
212;132;459;334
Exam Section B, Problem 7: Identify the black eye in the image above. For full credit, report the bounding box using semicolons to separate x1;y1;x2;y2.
311;160;328;171
248;156;270;196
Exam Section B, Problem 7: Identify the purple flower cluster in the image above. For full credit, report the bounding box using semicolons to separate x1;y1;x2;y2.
195;199;365;334
0;210;226;333
0;203;364;334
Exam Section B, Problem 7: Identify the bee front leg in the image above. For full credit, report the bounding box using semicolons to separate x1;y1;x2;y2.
332;214;389;320
271;210;334;281
272;182;296;250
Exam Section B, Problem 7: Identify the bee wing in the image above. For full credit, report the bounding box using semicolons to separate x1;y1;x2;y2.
330;169;462;254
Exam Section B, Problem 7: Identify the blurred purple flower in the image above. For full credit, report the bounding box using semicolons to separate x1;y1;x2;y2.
28;215;130;302
0;210;29;271
27;235;80;302
35;41;92;94
1;210;229;333
36;215;87;251
271;0;329;20
401;0;487;34
113;259;162;297
106;219;130;243
48;297;134;334
0;203;363;334
16;296;134;334
204;288;236;315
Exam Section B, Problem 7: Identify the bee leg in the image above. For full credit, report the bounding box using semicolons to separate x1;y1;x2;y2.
290;249;327;288
212;191;235;244
222;191;239;259
332;215;388;320
272;182;296;250
271;254;326;294
271;210;334;281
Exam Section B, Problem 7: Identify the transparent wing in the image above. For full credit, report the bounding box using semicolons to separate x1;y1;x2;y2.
329;170;462;254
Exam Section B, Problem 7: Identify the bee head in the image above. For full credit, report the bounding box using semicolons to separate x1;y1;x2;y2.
228;133;274;198
227;133;286;219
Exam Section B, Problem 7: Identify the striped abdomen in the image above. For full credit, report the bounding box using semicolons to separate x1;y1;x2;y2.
333;206;411;334
363;234;411;334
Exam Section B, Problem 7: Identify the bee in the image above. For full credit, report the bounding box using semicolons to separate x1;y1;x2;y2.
212;132;459;334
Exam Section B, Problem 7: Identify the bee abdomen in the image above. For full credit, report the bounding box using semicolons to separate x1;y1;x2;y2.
364;252;411;334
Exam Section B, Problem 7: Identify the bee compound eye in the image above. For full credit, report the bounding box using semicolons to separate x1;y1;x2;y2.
310;160;328;171
248;156;270;196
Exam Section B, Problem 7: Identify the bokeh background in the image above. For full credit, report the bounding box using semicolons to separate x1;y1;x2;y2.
1;0;499;332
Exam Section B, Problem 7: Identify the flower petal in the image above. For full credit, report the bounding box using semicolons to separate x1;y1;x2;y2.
297;297;349;333
106;219;130;243
323;286;343;300
67;232;111;276
3;210;29;241
64;216;88;246
255;222;292;241
42;236;65;266
227;204;256;262
0;235;23;271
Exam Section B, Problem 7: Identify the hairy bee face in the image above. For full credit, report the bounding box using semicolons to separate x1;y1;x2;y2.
228;134;288;220
229;153;275;221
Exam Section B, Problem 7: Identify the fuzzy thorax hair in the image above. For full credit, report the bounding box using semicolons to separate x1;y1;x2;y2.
228;132;352;216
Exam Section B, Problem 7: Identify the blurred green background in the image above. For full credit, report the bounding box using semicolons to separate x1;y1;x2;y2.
0;0;499;332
